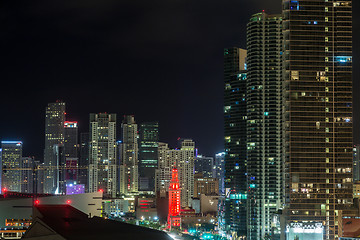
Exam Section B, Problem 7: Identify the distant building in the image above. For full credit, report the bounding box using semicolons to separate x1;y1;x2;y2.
155;142;171;192
64;121;79;187
51;144;65;194
21;157;35;194
88;113;117;197
194;155;214;178
34;160;44;194
155;139;195;208
119;115;139;195
174;139;195;208
103;198;133;218
64;121;78;159
1;141;23;193
79;132;89;190
43;101;65;194
138;122;159;191
193;174;219;198
214;152;225;194
136;196;157;220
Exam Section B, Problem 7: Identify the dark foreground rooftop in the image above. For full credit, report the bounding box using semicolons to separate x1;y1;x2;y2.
23;205;172;240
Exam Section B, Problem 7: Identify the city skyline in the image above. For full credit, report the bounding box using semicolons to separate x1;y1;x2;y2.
0;1;359;239
2;1;359;161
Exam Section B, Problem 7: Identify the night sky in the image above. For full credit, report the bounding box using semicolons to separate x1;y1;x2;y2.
1;0;359;159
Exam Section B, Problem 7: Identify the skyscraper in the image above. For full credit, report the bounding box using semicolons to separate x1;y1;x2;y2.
88;113;117;197
79;132;89;190
223;48;247;237
53;143;65;194
155;140;195;208
64;121;78;185
1;141;23;193
119;115;139;195
283;1;353;239
155;142;172;192
173;139;195;208
246;12;284;240
215;152;225;195
43;101;65;194
138;122;159;191
21;156;35;194
64;121;78;159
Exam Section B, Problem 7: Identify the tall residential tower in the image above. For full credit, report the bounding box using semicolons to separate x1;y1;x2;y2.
88;113;117;197
283;1;353;239
246;12;284;240
119;115;139;195
223;48;247;237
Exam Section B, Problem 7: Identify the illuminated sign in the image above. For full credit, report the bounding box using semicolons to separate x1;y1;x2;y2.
64;121;78;128
286;222;323;240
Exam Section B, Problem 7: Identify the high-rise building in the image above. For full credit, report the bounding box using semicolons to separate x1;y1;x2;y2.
21;157;35;194
214;152;225;195
43;101;65;194
34;160;44;194
283;1;353;239
173;139;195;208
79;132;89;190
53;144;65;194
155;142;171;192
119;115;138;195
139;122;159;191
1;141;23;193
155;140;195;208
88;113;117;197
64;121;78;159
246;12;284;240
64;121;78;185
194;155;214;178
223;48;247;237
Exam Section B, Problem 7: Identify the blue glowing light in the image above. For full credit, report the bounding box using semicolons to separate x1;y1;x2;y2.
1;141;22;146
290;1;300;11
334;56;352;63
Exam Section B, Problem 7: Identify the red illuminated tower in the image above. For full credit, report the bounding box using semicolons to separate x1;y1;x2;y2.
168;168;181;230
